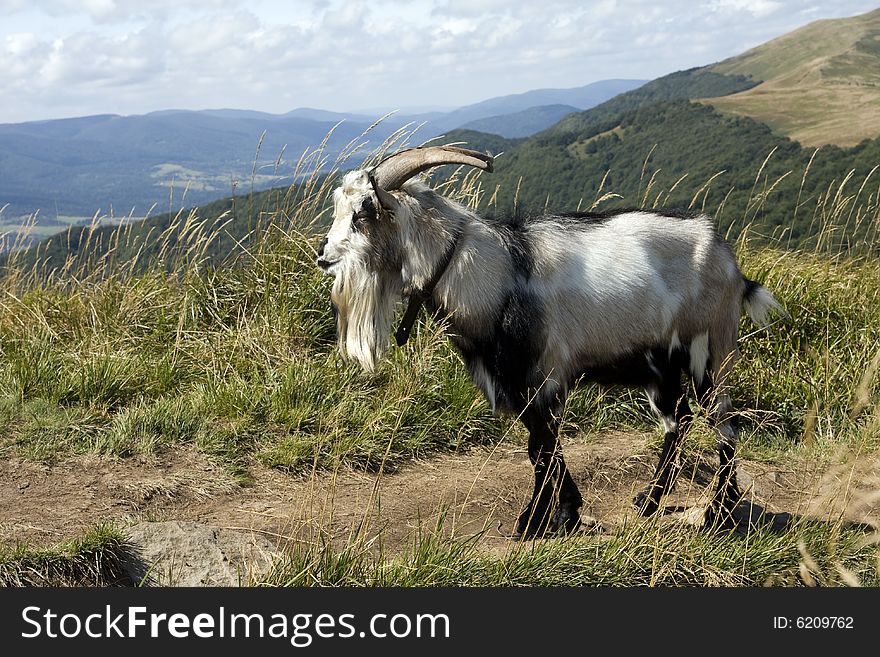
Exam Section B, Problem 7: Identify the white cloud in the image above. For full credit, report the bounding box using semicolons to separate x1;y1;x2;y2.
707;0;783;18
1;0;879;123
433;0;511;17
323;0;367;29
0;0;29;11
0;0;240;22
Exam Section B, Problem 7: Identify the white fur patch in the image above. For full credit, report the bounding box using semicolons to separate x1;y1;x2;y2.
668;330;681;358
689;332;709;385
661;415;678;433
528;212;720;374
471;360;497;413
743;285;782;327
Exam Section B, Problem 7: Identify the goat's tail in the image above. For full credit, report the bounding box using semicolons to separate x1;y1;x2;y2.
742;278;783;327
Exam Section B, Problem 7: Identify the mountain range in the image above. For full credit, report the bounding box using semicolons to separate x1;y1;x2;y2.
0;79;645;222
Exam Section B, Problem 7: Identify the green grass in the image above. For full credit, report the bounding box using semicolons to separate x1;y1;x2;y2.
260;514;878;587
0;523;131;586
6;511;877;588
1;130;879;586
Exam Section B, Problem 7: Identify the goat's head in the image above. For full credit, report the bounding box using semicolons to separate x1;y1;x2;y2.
317;146;493;371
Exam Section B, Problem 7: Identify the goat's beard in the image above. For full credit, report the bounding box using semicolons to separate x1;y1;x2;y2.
330;259;401;372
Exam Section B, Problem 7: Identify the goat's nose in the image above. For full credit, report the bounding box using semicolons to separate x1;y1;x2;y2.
317;236;328;257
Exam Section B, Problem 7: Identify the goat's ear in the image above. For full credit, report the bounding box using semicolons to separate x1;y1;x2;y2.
369;173;399;214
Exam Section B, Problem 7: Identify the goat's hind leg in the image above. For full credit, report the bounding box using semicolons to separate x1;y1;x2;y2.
704;389;743;528
633;378;692;517
516;405;582;538
698;350;744;528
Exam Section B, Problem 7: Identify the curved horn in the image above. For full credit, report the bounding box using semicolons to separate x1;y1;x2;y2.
371;146;494;191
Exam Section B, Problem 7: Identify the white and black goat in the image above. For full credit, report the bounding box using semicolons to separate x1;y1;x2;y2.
317;146;780;537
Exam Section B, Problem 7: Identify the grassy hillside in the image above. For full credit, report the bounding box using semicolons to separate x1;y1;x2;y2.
706;8;880;146
550;67;758;132
480;91;880;251
458;8;880;233
0;143;877;477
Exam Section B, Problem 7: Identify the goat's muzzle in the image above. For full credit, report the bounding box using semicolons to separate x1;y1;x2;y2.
316;257;337;272
316;237;338;272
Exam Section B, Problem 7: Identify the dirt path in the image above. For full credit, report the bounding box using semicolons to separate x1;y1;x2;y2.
1;431;878;582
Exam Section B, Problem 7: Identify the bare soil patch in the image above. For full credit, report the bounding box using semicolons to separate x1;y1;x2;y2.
1;432;878;583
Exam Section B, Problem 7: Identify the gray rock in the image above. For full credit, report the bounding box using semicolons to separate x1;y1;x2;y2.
122;520;279;586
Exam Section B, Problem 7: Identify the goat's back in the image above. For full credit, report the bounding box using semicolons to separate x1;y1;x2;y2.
521;210;745;377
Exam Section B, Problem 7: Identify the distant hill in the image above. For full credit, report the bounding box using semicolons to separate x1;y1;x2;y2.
459;105;579;138
0;110;388;219
425;79;647;133
704;7;880;146
440;130;523;156
281;107;376;122
470;64;880;247
0;79;644;222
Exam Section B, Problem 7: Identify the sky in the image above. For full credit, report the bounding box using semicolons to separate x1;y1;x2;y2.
1;0;879;124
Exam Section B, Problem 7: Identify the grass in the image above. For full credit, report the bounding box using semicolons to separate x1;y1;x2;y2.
5;510;877;587
257;517;879;587
0;523;131;586
706;8;880;147
0;126;879;586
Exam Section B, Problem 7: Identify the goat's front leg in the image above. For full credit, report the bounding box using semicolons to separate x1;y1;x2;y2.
516;406;582;538
634;382;691;516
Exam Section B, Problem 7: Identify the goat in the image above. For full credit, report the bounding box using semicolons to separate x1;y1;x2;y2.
316;146;781;537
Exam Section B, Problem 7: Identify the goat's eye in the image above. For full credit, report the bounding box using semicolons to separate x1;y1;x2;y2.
352;200;377;226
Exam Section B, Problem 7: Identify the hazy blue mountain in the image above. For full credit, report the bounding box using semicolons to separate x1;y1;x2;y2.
0;79;645;220
283;107;375;122
425;79;647;133
458;104;580;138
0;112;398;218
195;109;290;121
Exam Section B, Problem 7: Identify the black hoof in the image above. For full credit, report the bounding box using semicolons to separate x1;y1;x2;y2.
704;490;743;531
515;502;580;539
633;489;660;517
551;505;582;535
515;501;552;539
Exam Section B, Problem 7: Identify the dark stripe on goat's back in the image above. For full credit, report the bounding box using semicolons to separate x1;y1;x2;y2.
555;207;704;223
493;207;705;229
501;225;534;280
482;215;535;280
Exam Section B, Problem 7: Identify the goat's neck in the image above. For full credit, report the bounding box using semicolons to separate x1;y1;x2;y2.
407;215;510;338
399;195;468;292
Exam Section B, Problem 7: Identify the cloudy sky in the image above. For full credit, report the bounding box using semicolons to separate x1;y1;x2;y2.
1;0;878;124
